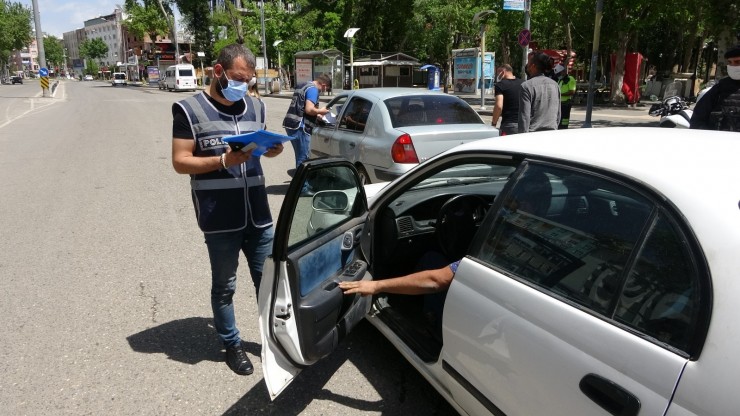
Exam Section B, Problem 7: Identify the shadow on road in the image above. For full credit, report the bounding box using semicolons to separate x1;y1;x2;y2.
222;321;458;416
266;183;290;195
126;317;224;364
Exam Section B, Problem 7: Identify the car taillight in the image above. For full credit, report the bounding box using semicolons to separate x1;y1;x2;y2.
391;134;419;163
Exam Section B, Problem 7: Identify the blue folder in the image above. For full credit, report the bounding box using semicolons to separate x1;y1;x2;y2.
222;130;293;156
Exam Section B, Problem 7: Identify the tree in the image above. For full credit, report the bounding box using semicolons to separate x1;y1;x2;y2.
80;38;109;64
43;35;64;72
123;0;170;56
175;0;214;62
0;0;32;74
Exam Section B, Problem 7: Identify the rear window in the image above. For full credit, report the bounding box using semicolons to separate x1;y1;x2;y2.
114;73;126;80
386;95;482;127
178;69;194;77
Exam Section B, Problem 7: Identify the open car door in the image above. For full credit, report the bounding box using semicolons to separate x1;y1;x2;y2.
259;158;372;400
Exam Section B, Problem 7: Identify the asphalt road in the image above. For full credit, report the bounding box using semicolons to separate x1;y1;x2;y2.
0;80;658;415
0;81;458;415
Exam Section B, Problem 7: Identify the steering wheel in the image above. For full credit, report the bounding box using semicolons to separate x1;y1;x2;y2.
435;195;488;260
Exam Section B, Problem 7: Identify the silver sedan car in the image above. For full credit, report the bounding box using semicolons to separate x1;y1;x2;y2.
311;88;499;184
261;127;740;415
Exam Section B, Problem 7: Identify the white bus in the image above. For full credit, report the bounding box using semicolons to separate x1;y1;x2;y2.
164;64;197;92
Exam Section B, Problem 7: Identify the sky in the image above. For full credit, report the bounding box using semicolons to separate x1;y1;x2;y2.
20;0;122;38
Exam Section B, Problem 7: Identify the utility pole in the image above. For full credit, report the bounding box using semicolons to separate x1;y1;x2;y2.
260;0;268;95
31;0;48;96
583;0;604;128
473;10;495;110
157;0;180;64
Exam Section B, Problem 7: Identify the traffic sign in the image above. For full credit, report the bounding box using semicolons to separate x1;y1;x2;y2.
518;30;531;47
39;67;49;77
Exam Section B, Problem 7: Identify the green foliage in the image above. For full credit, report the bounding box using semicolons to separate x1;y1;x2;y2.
172;0;738;85
0;0;32;53
80;38;109;61
123;0;170;45
86;60;99;76
43;35;64;68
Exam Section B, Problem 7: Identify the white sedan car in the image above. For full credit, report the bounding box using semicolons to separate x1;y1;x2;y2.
259;128;740;415
311;88;498;184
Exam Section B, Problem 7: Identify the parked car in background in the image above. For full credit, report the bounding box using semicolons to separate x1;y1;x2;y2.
111;72;127;87
83;75;94;81
11;75;23;84
311;88;498;184
261;127;740;416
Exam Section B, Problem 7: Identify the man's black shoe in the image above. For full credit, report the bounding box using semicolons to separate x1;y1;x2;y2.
226;345;254;375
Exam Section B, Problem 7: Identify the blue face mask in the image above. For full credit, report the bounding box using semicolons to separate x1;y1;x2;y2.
219;72;248;102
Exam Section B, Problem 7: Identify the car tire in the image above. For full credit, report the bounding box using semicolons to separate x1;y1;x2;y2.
356;165;371;184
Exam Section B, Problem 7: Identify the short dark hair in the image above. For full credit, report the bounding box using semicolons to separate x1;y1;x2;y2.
725;44;740;59
530;52;555;74
216;44;256;70
315;73;332;87
497;64;513;72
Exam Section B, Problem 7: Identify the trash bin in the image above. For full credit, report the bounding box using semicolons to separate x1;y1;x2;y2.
270;78;280;93
420;64;440;91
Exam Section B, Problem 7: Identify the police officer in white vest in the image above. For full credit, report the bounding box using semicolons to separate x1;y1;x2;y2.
171;43;283;376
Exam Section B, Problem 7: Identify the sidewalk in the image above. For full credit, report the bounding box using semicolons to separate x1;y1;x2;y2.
136;82;657;128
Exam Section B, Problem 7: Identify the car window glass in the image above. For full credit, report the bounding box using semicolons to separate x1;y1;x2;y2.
339;98;372;133
326;96;348;122
386;95;483;127
372;158;520;283
614;213;700;352
475;164;653;315
287;165;363;248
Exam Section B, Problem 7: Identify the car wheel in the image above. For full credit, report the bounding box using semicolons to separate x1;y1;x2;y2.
356;165;371;184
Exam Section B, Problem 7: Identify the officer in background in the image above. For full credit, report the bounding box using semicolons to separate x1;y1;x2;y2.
555;64;577;129
282;73;331;169
690;44;740;132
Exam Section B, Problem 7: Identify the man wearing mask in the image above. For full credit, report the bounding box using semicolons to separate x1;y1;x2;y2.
171;43;283;376
283;73;332;168
690;44;740;132
555;64;577;129
519;52;561;133
491;64;523;135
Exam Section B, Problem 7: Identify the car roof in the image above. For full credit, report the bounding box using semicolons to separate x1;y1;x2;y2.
449;127;740;273
343;87;452;101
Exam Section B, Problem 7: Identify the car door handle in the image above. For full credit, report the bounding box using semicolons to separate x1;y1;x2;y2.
579;373;640;416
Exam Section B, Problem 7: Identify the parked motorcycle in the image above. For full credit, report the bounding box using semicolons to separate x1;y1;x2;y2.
649;96;692;128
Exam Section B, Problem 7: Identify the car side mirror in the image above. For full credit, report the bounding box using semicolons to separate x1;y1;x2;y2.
312;191;349;212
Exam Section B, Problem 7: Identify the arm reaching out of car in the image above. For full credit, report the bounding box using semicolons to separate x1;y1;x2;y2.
339;262;457;296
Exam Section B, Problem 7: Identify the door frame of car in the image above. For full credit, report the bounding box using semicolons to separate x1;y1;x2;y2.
259;157;372;399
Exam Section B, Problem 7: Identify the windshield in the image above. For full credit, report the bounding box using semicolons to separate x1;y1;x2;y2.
386;95;483;127
410;163;516;191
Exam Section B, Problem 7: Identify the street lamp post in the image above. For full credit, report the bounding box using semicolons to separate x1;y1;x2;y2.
344;28;360;90
473;10;495;110
259;0;270;94
273;39;283;93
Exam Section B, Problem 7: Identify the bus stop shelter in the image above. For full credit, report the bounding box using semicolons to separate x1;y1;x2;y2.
349;53;421;89
294;49;343;92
